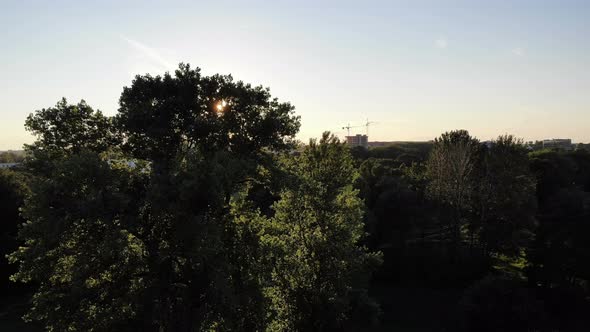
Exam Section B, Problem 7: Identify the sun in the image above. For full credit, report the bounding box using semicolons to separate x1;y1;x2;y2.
216;100;227;113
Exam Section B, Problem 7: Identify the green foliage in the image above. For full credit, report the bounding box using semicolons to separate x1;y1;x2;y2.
455;276;545;332
24;98;117;157
0;151;26;163
22;98;118;180
8;153;148;331
456;274;590;332
527;149;590;291
0;169;30;293
10;64;303;331
263;133;382;331
10;64;386;332
356;132;588;331
356;158;429;249
116;63;300;163
362;142;433;164
424;132;537;257
8;61;589;331
427;130;480;211
476;135;537;256
426;130;481;248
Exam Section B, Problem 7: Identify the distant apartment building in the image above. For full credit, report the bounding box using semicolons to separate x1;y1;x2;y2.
346;134;368;148
346;134;369;149
542;139;573;150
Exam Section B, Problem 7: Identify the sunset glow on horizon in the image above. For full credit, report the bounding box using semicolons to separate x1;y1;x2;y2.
1;1;589;149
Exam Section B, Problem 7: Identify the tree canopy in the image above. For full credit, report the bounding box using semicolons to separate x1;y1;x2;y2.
263;133;382;331
4;65;590;332
8;65;385;332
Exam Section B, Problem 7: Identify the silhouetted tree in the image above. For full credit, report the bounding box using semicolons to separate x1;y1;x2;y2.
527;150;590;290
0;169;29;293
476;135;537;256
9;64;301;331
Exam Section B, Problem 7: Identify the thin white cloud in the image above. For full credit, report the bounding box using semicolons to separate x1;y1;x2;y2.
120;35;173;69
435;37;448;49
512;47;525;56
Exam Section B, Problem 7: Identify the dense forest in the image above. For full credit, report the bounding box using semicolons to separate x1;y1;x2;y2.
1;65;589;331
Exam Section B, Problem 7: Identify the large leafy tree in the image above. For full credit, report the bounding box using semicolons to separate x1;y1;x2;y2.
11;153;149;331
426;130;481;247
426;132;537;257
23;98;118;172
116;64;299;163
113;64;300;331
263;132;382;331
476;135;537;256
10;64;300;331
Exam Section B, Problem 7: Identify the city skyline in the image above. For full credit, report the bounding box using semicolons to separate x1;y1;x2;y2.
1;0;590;150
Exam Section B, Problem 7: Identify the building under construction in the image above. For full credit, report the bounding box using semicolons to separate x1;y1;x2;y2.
346;134;368;148
342;120;373;149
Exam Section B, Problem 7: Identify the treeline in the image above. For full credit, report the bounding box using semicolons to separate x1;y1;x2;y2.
0;151;26;163
353;132;590;331
1;64;589;331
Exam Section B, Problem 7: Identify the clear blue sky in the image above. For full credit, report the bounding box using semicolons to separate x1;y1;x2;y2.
1;0;589;149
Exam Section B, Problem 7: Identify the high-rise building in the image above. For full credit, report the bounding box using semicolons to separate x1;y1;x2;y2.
346;134;368;148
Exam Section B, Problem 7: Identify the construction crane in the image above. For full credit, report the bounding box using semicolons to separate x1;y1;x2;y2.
364;118;377;136
342;119;377;137
341;123;364;136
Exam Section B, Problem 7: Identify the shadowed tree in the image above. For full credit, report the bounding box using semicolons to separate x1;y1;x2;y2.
0;169;30;294
527;150;590;291
476;135;537;256
9;64;301;331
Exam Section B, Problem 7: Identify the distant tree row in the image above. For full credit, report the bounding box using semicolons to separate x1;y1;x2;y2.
0;151;26;163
